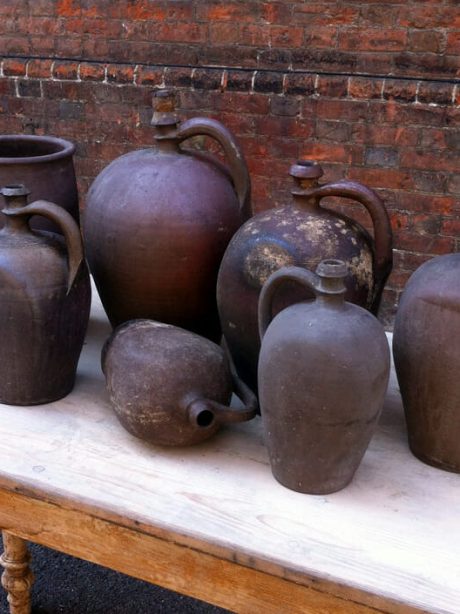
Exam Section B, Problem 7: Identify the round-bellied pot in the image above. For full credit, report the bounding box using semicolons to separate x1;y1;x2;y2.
84;90;250;340
102;319;257;446
217;160;393;394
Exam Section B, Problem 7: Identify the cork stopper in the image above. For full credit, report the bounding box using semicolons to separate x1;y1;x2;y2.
151;89;179;128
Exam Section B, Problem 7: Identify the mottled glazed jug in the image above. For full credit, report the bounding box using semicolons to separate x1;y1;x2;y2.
217;160;392;393
393;254;460;473
258;260;390;494
102;319;257;446
0;185;91;405
84;89;250;340
0;135;79;232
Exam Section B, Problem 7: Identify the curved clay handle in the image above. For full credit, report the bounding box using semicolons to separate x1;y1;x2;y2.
177;117;251;219
4;199;84;293
258;266;321;341
304;181;393;313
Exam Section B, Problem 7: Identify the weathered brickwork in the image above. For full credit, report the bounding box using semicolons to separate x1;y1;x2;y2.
0;1;459;325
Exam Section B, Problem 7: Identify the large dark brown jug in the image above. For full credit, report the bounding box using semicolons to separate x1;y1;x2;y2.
102;319;257;446
0;135;79;232
258;261;390;494
217;160;392;393
84;90;250;339
0;185;91;405
393;255;460;473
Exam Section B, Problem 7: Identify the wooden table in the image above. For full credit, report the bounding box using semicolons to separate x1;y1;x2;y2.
0;298;458;614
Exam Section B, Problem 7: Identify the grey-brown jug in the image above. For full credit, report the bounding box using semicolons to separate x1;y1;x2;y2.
102;320;257;446
217;160;393;394
0;185;91;405
258;260;390;494
393;254;460;473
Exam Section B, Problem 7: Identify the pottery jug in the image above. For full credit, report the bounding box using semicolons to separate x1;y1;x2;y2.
0;185;91;405
0;135;79;232
393;255;460;473
102;319;257;446
258;260;390;494
84;89;250;340
217;160;393;393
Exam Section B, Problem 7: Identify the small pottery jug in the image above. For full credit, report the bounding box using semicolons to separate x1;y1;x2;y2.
0;185;91;405
84;89;250;340
102;319;258;446
217;160;392;393
258;260;390;494
0;135;79;233
393;254;460;473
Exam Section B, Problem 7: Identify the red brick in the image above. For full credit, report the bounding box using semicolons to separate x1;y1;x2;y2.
300;142;352;164
53;61;79;80
209;23;239;45
447;32;460;55
349;77;383;100
284;73;315;97
303;26;338;49
316;75;348;99
2;58;27;76
400;149;457;173
79;62;106;82
394;231;455;255
27;58;53;78
417;82;454;106
106;64;135;85
409;30;446;54
339;28;407;52
347;167;414;190
441;218;460;237
383;79;417;103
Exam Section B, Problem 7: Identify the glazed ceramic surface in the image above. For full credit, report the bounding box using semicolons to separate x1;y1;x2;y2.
0;185;90;405
393;254;460;473
217;160;392;393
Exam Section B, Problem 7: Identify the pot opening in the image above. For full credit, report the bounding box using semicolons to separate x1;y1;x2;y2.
195;409;214;428
0;136;75;163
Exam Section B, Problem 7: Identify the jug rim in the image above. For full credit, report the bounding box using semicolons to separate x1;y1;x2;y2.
0;135;75;164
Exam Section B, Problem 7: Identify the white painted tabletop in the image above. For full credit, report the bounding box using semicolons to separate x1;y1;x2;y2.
0;291;458;614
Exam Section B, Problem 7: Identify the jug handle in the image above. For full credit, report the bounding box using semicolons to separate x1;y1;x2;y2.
176;117;251;219
185;354;258;427
4;200;84;294
302;181;393;313
259;266;322;341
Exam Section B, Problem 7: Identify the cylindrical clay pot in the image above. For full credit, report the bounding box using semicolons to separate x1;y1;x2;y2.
84;90;250;340
0;185;91;405
258;260;390;494
217;160;393;393
102;320;257;446
0;135;79;233
393;254;460;473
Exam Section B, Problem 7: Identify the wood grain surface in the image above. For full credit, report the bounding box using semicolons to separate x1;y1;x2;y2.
0;293;458;614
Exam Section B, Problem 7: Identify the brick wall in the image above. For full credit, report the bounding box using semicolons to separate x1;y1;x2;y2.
0;1;459;325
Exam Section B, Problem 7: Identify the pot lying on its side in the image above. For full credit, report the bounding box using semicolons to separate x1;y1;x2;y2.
102;319;258;446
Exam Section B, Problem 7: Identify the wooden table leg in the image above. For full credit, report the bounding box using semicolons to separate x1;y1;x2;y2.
0;532;33;614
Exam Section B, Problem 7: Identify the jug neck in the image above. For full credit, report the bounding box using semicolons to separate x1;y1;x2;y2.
290;160;323;211
1;185;31;234
151;89;181;153
314;260;347;309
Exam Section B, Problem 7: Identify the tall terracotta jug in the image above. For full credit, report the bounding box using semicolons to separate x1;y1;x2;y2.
258;261;390;494
217;160;392;392
0;185;91;405
0;135;79;232
393;254;460;473
83;90;250;340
